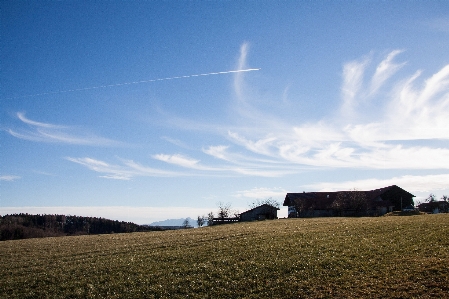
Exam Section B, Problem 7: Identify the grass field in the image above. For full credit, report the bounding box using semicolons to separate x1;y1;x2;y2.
1;214;448;298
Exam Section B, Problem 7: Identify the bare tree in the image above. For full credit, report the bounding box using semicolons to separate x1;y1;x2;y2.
217;202;231;219
334;189;367;216
249;197;280;209
441;195;449;213
207;212;214;226
331;196;344;216
292;199;306;218
426;193;437;202
196;215;205;227
182;218;191;228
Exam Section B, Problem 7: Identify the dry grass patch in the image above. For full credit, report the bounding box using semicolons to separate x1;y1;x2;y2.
1;214;448;298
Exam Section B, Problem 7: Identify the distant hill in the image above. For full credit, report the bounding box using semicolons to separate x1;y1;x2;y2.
149;217;197;228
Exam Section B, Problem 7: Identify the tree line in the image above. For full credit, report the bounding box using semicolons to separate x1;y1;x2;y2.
0;213;161;241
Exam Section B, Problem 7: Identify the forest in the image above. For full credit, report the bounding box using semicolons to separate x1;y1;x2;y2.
0;213;159;241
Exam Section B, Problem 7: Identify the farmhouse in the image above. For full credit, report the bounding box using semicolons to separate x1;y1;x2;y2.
284;185;415;218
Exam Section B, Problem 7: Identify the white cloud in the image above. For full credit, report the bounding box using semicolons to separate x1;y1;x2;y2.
388;65;449;139
340;55;370;116
161;136;191;149
369;50;405;95
7;129;44;142
151;152;292;177
228;131;277;157
58;50;449;182
305;173;449;193
427;17;449;33
235;187;288;199
8;112;122;146
17;112;66;129
153;154;200;169
221;50;449;171
0;175;21;181
203;145;231;161
234;42;250;100
203;145;282;166
66;157;181;180
66;157;134;180
122;159;182;177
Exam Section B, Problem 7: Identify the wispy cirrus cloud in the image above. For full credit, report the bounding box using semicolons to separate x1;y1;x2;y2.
227;131;277;157
7;112;122;146
340;54;370;116
66;157;133;180
161;136;191;149
305;173;449;194
369;50;406;95
68;149;296;180
340;50;407;118
152;153;292;177
153;154;201;169
203;145;231;161
234;42;250;100
234;187;288;199
66;48;449;182
17;112;66;129
427;17;449;33
147;49;449;180
66;157;181;180
66;154;227;180
0;175;21;181
219;49;449;171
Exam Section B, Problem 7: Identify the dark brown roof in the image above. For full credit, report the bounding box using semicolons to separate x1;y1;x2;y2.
283;192;337;210
240;204;280;216
284;185;413;209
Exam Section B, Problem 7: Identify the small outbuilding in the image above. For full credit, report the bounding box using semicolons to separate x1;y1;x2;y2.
418;201;448;214
239;204;280;222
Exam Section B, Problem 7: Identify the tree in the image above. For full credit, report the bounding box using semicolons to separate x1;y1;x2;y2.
426;193;437;202
197;215;205;227
217;202;231;219
331;196;344;216
182;218;191;229
334;190;367;216
207;212;214;226
441;195;449;213
249;197;280;209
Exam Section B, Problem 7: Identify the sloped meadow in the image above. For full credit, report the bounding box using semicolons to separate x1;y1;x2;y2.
1;214;448;298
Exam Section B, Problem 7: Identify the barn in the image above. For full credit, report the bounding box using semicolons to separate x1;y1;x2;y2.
239;204;280;222
284;185;415;218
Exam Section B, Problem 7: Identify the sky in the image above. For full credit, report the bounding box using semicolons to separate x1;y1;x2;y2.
1;1;449;224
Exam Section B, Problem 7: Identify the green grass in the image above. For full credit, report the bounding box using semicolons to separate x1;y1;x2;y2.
1;214;448;298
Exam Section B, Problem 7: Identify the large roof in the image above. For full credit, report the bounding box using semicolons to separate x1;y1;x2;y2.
240;204;280;216
283;185;414;208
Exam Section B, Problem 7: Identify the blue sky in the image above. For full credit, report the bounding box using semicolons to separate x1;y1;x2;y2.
1;1;449;224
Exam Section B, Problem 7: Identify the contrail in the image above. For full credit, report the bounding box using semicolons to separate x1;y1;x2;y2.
4;68;261;100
